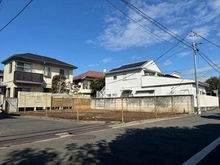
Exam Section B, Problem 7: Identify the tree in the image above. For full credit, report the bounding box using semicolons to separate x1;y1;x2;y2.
51;75;66;93
90;77;105;97
205;76;220;91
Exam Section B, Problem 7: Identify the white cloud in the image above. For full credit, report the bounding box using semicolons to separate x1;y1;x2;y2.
88;0;220;51
88;63;98;67
101;57;113;63
131;55;142;60
179;51;191;57
85;39;97;45
164;59;172;66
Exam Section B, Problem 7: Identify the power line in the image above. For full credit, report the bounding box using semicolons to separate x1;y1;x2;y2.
107;0;190;64
157;47;189;64
0;0;33;33
0;0;9;11
121;0;192;49
193;31;220;49
154;33;189;62
198;51;220;71
106;0;176;46
198;52;220;74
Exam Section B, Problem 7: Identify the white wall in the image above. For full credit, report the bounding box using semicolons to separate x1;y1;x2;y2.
105;70;142;97
196;95;219;108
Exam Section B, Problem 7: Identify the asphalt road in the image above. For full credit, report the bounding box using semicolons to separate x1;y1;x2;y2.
0;110;220;165
0;114;108;147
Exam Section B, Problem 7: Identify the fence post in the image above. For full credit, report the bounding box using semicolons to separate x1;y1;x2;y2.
62;97;63;110
24;95;26;114
154;95;157;118
171;95;174;114
50;95;52;111
45;93;48;117
121;97;124;123
71;98;75;118
76;93;79;120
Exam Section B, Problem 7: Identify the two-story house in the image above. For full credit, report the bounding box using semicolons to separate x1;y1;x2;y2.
0;53;77;98
73;70;104;95
102;59;208;98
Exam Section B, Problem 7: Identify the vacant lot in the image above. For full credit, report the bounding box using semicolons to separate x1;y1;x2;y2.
16;109;183;123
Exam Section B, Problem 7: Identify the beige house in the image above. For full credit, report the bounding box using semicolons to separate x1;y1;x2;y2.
0;53;77;98
73;70;104;95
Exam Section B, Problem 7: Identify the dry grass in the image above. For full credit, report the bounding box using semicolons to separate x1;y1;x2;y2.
18;109;183;123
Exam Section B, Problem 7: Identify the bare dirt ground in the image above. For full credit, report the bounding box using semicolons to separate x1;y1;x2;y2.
15;109;184;123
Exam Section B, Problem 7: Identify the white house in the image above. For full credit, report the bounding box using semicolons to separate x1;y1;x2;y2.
100;60;208;98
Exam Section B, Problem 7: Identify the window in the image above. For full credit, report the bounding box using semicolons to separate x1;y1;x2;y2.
113;75;117;80
16;62;31;72
44;66;51;77
60;69;69;79
9;62;12;73
136;90;155;94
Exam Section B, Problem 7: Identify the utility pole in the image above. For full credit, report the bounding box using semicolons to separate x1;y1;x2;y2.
190;31;201;114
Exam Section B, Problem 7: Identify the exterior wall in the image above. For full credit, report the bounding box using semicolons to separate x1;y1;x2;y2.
2;61;15;84
44;66;73;88
91;95;194;113
142;60;161;73
105;70;142;97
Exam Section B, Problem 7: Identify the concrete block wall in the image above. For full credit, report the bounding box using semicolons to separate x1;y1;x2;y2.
91;95;195;113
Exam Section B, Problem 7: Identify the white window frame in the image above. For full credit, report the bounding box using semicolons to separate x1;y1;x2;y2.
44;66;51;77
16;61;32;72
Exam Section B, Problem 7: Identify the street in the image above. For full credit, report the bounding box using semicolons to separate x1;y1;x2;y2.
0;110;220;164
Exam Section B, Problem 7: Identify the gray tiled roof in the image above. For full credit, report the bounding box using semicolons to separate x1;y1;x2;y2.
2;53;77;69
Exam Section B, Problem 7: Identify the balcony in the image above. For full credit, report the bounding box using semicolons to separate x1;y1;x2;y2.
14;71;43;85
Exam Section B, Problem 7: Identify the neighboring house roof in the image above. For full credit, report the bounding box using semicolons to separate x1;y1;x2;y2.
73;70;104;81
1;53;77;69
109;60;148;73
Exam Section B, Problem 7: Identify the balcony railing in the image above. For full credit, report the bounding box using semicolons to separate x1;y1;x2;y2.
14;71;43;85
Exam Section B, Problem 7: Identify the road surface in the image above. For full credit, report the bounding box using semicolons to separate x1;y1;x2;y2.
0;110;220;164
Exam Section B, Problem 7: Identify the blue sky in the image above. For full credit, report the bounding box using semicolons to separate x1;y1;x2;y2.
0;0;219;81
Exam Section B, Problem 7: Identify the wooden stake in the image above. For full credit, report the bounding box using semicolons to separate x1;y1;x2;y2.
24;95;26;114
154;96;157;118
45;93;47;117
121;97;124;123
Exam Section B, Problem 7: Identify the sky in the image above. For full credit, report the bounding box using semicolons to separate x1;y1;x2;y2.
0;0;219;81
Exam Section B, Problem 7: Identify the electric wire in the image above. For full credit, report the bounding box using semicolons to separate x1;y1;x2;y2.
0;0;33;33
121;0;192;49
198;53;220;74
106;0;176;46
193;31;220;49
154;33;190;62
198;51;220;71
157;47;189;64
0;0;8;10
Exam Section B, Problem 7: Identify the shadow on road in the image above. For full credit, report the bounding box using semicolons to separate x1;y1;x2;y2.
2;118;220;164
2;148;58;165
201;113;220;120
0;113;19;120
